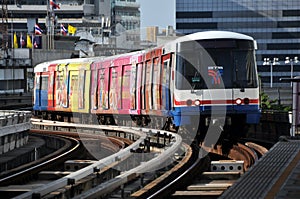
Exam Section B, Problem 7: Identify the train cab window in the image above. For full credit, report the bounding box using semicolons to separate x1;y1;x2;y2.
176;39;258;90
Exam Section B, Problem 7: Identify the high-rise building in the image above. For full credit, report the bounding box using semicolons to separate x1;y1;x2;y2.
111;0;140;49
176;0;300;89
146;26;158;43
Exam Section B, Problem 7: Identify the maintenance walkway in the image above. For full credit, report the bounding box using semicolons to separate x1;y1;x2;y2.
220;137;300;199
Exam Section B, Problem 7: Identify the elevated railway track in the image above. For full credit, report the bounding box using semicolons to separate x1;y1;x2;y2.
0;117;272;198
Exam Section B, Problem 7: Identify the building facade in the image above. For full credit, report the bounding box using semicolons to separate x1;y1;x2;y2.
0;0;141;93
176;0;300;89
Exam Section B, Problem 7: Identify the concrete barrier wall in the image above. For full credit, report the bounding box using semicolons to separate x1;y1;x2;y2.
32;49;78;66
0;111;31;154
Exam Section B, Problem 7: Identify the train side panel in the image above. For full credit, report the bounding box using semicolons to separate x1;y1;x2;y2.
51;62;91;114
91;54;144;117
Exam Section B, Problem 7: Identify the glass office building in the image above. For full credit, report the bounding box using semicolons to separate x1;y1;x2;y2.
176;0;300;88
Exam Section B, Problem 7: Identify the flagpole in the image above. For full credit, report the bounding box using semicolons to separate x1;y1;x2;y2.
11;12;13;49
47;0;50;49
31;34;34;56
20;33;22;49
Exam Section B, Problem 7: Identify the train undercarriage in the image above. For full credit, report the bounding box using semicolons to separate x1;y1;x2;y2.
35;110;250;147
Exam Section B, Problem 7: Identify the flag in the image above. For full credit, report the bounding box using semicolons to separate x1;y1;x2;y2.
50;0;60;10
20;33;25;48
13;32;18;48
35;24;43;35
34;40;38;48
60;24;68;35
27;34;32;49
33;36;41;49
68;24;77;35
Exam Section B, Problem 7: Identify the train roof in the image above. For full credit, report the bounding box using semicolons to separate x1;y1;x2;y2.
34;57;100;73
178;31;254;42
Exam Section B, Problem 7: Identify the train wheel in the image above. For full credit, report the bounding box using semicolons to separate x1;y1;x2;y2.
99;116;105;125
136;117;142;126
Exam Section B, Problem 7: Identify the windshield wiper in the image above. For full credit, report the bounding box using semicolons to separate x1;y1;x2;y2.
235;68;245;92
191;71;201;93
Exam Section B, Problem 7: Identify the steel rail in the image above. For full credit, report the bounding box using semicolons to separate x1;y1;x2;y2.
0;134;80;186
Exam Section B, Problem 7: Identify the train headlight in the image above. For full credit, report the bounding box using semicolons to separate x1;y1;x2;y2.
235;98;242;105
186;99;193;106
195;100;201;106
244;98;250;105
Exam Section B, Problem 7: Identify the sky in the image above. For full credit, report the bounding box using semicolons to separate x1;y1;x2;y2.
139;0;175;29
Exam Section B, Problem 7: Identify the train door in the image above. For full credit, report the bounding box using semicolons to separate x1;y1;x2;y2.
91;67;98;110
70;70;79;111
99;68;109;110
109;66;119;111
78;68;86;110
48;71;55;108
161;54;172;111
137;63;143;111
130;63;138;110
145;60;153;110
39;73;49;108
121;65;131;110
34;73;41;107
55;65;69;109
152;57;161;110
141;63;146;110
231;52;249;111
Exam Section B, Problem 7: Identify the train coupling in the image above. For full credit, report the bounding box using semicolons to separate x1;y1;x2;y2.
205;116;232;127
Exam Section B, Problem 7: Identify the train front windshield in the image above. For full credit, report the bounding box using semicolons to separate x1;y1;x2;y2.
176;39;258;90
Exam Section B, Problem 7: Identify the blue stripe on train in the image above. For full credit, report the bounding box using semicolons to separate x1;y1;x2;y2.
33;89;48;111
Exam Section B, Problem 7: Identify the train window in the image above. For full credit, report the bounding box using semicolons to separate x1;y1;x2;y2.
71;75;79;95
55;68;69;108
136;63;143;110
56;71;63;106
99;68;108;110
141;63;146;110
130;64;137;110
92;70;98;109
109;67;119;110
122;65;131;109
145;60;152;110
162;56;172;110
49;72;55;105
35;75;40;89
152;57;160;110
78;70;85;109
41;76;48;90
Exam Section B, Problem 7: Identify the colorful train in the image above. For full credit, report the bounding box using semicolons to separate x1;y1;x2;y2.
33;31;261;137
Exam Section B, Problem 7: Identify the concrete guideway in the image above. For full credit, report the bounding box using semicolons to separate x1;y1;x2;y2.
0;110;32;154
16;119;183;199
